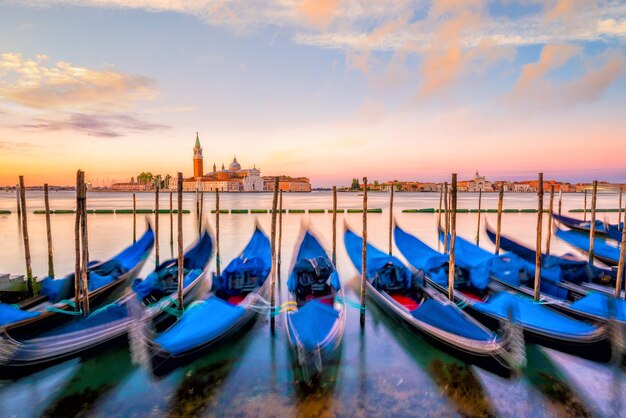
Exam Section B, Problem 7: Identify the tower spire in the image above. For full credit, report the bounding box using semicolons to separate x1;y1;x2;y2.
195;132;201;148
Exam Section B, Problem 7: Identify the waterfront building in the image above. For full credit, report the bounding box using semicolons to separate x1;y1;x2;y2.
262;176;312;192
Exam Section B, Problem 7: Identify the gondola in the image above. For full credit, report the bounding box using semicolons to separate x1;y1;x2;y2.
552;213;611;236
483;222;624;322
554;225;620;267
147;226;271;375
0;225;155;340
344;226;522;377
285;229;345;380
412;226;612;362
0;231;213;379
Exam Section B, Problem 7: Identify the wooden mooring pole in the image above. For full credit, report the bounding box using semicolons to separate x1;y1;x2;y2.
215;188;221;277
199;188;204;236
437;184;444;252
388;182;394;255
443;182;449;253
132;193;136;244
16;184;21;218
155;180;160;267
277;190;283;278
589;180;598;264
74;172;82;311
476;189;482;245
546;185;554;255
495;184;504;255
332;186;337;266
558;189;563;216
44;183;55;278
18;176;34;296
169;192;173;257
79;171;90;316
360;177;368;327
618;187;623;231
177;173;184;311
616;221;626;299
534;173;543;302
448;174;457;301
270;177;279;332
584;189;587;221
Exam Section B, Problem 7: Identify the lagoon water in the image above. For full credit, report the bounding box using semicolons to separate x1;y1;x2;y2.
0;190;624;417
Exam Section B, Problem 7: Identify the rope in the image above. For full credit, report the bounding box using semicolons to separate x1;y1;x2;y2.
45;299;82;315
335;296;366;312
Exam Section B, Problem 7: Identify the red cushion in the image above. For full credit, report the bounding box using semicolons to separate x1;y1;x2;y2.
459;290;484;302
389;294;420;311
227;295;245;305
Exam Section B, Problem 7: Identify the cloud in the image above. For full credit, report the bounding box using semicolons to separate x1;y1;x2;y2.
17;113;168;137
543;0;591;24
0;52;158;111
299;0;340;29
507;46;626;108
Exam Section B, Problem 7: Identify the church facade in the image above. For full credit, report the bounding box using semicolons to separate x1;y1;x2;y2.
183;133;264;192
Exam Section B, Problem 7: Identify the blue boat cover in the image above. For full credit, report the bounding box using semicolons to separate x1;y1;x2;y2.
607;223;624;242
344;228;413;290
439;230;527;290
154;231;213;273
288;299;339;351
155;296;245;355
473;292;599;337
287;231;340;293
570;293;626;323
485;223;608;285
39;303;129;338
412;299;495;341
216;227;271;295
555;227;619;264
0;303;40;326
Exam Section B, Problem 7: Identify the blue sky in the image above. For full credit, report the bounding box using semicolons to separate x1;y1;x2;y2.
0;1;625;186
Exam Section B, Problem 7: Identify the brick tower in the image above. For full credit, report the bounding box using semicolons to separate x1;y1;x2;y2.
193;132;203;179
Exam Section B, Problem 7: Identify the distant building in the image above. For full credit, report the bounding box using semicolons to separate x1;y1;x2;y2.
263;176;312;192
183;133;264;192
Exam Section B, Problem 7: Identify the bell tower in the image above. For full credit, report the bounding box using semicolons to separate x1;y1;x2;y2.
193;132;203;179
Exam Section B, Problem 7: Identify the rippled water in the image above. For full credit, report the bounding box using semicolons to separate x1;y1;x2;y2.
0;190;624;418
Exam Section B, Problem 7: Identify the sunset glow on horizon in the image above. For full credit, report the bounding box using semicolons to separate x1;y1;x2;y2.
1;1;625;187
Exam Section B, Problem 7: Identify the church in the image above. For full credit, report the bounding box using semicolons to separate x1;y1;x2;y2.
183;133;264;192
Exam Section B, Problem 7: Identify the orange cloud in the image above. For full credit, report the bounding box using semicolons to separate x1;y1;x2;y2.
299;0;340;29
508;45;625;107
543;0;592;24
0;52;158;111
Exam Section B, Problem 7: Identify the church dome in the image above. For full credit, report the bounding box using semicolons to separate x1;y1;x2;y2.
229;156;241;171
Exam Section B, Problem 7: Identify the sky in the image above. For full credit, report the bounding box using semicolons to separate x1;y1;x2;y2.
0;0;625;187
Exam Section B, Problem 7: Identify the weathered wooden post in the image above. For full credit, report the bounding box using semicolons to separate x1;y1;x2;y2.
388;181;394;255
169;191;173;257
44;183;55;278
332;186;337;265
74;172;82;311
443;182;449;253
80;171;90;316
589;180;598;264
360;177;368;327
177;173;184;311
476;189;482;245
495;183;504;255
132;193;136;244
215;188;221;277
534;173;544;302
278;190;283;278
16;184;21;218
558;189;563;216
615;223;626;298
270;177;279;331
437;184;444;252
618;186;623;231
448;174;457;301
546;185;554;255
155;180;160;267
18;176;34;296
583;189;587;221
199;188;204;236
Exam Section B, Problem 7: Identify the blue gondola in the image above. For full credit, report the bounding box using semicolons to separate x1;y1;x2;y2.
0;230;213;379
410;226;612;362
552;213;611;236
554;225;621;266
147;226;271;374
0;225;155;339
484;222;624;322
285;229;345;379
345;226;522;376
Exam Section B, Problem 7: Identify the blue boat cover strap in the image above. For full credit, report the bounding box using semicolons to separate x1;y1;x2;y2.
411;299;495;342
288;299;339;352
0;303;40;326
155;296;246;355
473;292;599;337
570;293;626;323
